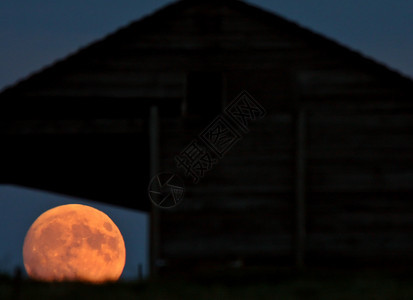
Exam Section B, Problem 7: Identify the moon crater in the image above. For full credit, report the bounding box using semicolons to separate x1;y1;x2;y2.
23;204;126;283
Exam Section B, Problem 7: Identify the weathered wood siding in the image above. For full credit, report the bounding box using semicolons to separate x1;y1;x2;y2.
306;112;413;265
159;112;295;266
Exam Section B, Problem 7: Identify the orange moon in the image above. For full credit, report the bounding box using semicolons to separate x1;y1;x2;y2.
22;204;126;283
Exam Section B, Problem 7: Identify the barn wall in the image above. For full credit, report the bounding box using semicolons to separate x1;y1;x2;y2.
158;94;413;271
306;111;413;265
155;5;413;269
159;111;295;267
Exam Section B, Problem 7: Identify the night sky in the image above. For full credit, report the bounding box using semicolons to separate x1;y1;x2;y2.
0;0;412;280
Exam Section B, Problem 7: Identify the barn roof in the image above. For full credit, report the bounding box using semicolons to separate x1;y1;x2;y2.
1;0;413;95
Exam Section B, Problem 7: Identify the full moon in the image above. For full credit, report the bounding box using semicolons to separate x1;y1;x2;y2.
22;204;126;283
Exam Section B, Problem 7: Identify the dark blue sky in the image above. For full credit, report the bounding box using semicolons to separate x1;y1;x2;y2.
0;0;412;279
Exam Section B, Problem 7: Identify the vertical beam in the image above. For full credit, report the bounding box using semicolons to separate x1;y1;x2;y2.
295;109;307;268
149;105;160;277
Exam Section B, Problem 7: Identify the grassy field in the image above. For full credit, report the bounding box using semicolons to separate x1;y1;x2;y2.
2;268;413;299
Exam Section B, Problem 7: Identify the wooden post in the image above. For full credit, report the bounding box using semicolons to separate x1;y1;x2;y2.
12;266;22;300
149;105;161;277
295;109;307;268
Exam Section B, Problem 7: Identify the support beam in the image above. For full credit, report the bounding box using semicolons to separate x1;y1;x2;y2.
149;106;161;277
295;109;307;268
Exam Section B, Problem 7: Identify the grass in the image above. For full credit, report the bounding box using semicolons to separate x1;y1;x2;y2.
2;268;413;299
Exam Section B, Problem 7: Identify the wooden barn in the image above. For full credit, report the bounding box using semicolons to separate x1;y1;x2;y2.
1;0;413;275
